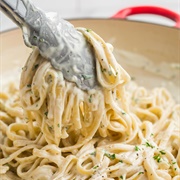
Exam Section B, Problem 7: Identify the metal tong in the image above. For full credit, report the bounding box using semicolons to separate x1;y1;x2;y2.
0;0;98;90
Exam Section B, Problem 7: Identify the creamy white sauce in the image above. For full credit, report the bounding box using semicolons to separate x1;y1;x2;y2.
114;49;180;102
22;11;98;91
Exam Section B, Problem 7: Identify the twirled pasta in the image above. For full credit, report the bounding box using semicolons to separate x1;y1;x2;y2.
0;28;179;180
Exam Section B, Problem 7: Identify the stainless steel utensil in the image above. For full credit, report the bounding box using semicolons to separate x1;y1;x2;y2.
0;0;98;90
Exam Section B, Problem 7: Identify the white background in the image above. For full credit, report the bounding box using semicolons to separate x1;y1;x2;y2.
0;0;180;31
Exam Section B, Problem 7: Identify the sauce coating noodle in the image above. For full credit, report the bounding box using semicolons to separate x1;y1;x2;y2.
0;28;179;180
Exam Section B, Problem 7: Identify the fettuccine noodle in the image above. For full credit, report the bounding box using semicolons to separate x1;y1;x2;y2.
0;28;179;180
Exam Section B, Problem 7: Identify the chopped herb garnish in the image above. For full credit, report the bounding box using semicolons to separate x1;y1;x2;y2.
104;153;116;160
82;74;93;80
27;84;31;88
153;154;161;163
135;146;140;151
119;160;123;163
57;124;60;128
93;165;99;169
89;94;93;103
90;152;96;156
159;150;166;155
138;172;144;175
172;162;176;164
101;68;106;72
121;111;126;115
86;29;92;32
174;168;177;171
150;133;154;136
33;36;37;40
22;66;27;71
116;72;118;75
144;141;154;148
39;38;44;42
44;111;48;116
120;175;123;179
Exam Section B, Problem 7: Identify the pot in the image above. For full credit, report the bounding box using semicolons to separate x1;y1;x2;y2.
1;6;180;101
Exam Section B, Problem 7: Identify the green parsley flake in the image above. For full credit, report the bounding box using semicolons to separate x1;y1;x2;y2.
101;68;106;73
144;141;154;148
159;150;166;155
22;66;27;71
57;124;60;128
86;29;92;32
89;94;93;103
33;36;37;40
90;152;96;156
153;154;161;163
104;153;116;160
121;111;126;115
27;84;31;88
120;175;123;179
138;172;144;175
44;112;48;116
39;38;44;42
135;146;140;151
93;165;99;169
119;160;123;163
82;74;93;80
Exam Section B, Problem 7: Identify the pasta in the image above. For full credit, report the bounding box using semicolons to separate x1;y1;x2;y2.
0;28;179;180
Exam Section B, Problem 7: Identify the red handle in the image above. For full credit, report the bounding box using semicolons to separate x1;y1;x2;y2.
112;6;180;28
